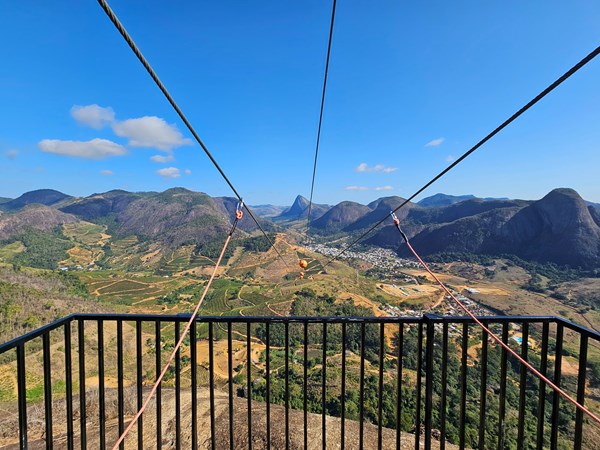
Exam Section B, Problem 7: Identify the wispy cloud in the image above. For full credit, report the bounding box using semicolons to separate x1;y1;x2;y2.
344;185;369;191
375;186;393;191
184;169;192;175
113;116;192;151
355;163;397;173
38;138;127;159
100;169;114;176
150;153;175;163
5;149;18;160
445;155;456;162
71;104;115;129
156;167;181;179
425;137;445;147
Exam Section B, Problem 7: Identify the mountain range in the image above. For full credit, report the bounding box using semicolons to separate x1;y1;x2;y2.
0;188;274;247
1;187;599;269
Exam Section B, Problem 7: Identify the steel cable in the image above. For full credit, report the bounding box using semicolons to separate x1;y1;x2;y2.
97;0;292;271
323;45;600;268
306;0;337;234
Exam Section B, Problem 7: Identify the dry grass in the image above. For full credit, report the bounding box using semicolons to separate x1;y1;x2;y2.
0;386;461;449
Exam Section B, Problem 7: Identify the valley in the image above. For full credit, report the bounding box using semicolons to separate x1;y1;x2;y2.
1;187;600;448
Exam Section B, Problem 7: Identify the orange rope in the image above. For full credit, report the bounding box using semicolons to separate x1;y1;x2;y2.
111;225;237;449
397;226;600;426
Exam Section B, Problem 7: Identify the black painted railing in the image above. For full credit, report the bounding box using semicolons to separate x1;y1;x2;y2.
0;314;598;449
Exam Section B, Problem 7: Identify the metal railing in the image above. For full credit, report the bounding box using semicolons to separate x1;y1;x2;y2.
0;313;598;449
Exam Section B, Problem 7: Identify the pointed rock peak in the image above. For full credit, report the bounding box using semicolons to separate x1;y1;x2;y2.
292;195;309;208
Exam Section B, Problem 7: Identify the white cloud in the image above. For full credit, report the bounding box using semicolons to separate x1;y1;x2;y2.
38;138;127;159
355;163;397;173
5;149;18;160
184;169;192;175
375;186;394;191
156;167;181;179
100;170;114;176
425;137;445;147
345;185;369;191
113;116;192;151
71;104;115;129
445;155;456;162
150;154;175;163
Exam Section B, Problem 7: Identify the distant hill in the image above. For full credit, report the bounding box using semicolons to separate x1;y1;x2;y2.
418;193;509;208
0;197;12;204
368;188;600;268
0;205;79;241
418;193;476;208
275;195;330;221
311;201;371;232
3;189;72;211
60;189;144;220
345;196;421;231
250;204;287;218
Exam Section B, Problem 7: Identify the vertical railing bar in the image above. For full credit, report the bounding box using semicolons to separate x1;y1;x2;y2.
424;318;434;450
174;321;181;450
227;322;234;450
209;321;216;450
359;322;366;450
478;323;489;450
341;322;347;450
535;322;549;450
43;332;53;450
117;321;125;450
78;319;87;450
322;322;327;450
440;323;448;450
64;322;74;450
550;323;563;450
17;343;28;450
266;322;271;450
191;320;198;450
459;323;468;450
155;321;161;450
517;322;529;450
378;322;385;450
247;322;253;450
136;320;144;450
574;334;588;450
97;320;105;450
304;321;309;450
396;323;404;450
497;323;509;450
415;323;423;450
285;322;290;450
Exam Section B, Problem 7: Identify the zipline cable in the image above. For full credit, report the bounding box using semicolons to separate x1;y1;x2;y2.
111;210;243;449
96;0;292;271
323;44;600;269
390;213;600;426
306;0;337;234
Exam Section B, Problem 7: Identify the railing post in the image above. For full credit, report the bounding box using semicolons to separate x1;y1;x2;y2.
17;343;27;450
423;314;438;450
574;334;588;450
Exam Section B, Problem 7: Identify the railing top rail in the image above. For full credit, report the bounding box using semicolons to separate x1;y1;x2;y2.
70;312;559;324
556;316;600;341
0;314;76;354
2;313;597;355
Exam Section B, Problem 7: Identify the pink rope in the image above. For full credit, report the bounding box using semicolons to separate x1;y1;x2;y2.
112;232;234;449
403;238;600;426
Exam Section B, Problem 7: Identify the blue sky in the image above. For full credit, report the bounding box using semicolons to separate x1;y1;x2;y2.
1;1;599;205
